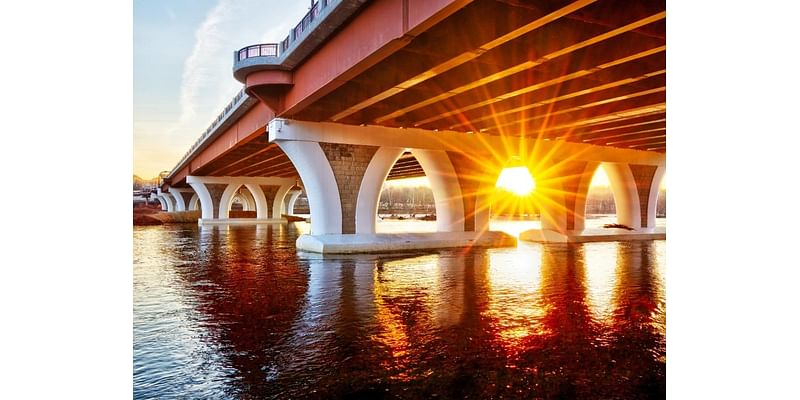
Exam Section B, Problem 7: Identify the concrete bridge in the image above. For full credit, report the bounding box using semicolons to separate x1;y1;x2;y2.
159;0;666;252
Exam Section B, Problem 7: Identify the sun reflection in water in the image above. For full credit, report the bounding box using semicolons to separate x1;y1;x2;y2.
485;244;547;349
583;242;618;325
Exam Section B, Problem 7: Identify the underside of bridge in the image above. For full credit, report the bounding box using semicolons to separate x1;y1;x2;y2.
170;0;665;187
251;0;665;152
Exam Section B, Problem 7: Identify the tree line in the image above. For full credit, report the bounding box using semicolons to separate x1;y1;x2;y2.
377;185;666;217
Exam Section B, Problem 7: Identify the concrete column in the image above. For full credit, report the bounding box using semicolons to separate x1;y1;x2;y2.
529;161;567;234
253;185;280;218
276;140;379;234
241;184;266;218
155;196;167;211
355;147;405;234
285;190;303;215
557;160;599;232
169;188;194;212
204;184;228;219
353;146;465;234
629;164;666;231
319;142;379;234
517;160;591;242
162;193;176;212
167;191;185;211
413;149;465;232
604;163;643;229
188;193;200;211
603;163;665;230
272;184;293;219
219;184;244;219
257;185;280;217
446;152;501;233
187;176;295;224
276;140;342;234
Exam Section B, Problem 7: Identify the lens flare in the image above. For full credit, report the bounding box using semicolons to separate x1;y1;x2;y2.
495;166;535;195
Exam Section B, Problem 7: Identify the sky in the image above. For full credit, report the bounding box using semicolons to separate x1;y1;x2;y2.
133;0;310;179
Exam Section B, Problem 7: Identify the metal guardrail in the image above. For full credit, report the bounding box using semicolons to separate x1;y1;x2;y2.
169;88;248;176
235;0;334;62
237;44;278;60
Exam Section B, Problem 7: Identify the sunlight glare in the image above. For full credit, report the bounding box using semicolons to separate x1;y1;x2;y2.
590;164;610;187
496;166;535;196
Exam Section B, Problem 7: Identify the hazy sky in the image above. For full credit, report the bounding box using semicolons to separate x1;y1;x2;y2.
133;0;309;178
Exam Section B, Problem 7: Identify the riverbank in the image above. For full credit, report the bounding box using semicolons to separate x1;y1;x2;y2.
133;206;202;226
133;205;313;226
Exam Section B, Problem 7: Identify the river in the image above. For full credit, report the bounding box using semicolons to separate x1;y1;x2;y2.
133;218;666;399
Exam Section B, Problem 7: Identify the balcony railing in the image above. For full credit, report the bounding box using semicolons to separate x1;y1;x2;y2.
237;44;278;61
235;0;335;62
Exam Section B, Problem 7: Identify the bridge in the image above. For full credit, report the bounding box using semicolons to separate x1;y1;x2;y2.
157;0;666;253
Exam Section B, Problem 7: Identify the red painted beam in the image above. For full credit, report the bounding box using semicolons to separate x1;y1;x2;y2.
282;0;470;116
171;102;273;185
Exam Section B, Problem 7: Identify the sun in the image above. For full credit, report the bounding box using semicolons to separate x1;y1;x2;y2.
496;166;536;196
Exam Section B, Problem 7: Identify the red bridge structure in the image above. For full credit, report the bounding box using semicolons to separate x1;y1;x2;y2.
157;0;666;253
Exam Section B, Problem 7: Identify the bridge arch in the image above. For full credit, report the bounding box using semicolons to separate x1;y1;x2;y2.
355;147;466;234
585;163;666;231
161;193;176;213
189;193;200;211
155;196;168;211
221;184;270;219
275;140;343;234
285;190;303;215
230;188;256;212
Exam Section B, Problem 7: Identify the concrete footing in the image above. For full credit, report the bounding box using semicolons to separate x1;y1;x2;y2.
198;218;286;225
519;227;666;243
296;231;516;254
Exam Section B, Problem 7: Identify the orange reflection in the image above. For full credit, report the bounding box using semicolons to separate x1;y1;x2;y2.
583;242;618;324
485;244;547;349
611;241;665;337
370;254;440;381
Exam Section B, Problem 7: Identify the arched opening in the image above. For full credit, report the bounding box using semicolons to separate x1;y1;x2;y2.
655;172;666;228
583;163;666;231
372;151;540;236
286;191;309;216
584;163;618;229
189;194;200;211
226;185;258;219
374;151;439;233
485;161;542;237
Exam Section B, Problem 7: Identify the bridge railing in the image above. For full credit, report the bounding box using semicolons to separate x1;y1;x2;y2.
235;0;335;62
237;44;278;61
170;88;248;175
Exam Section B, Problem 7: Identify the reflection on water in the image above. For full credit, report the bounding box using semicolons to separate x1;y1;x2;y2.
134;222;665;399
377;215;666;235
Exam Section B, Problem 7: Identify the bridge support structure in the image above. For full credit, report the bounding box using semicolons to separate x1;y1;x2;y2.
167;188;195;212
153;194;168;211
268;118;665;252
284;189;303;215
519;161;666;243
186;176;297;225
155;189;176;212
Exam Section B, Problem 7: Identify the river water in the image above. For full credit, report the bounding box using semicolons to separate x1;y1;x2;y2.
133;218;666;399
